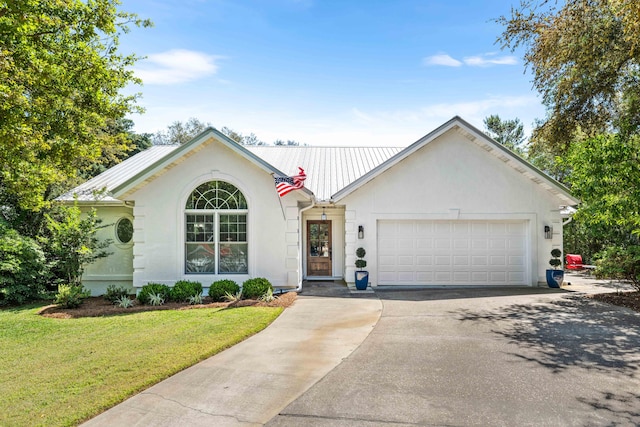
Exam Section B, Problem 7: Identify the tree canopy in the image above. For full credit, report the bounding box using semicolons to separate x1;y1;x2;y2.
0;0;151;210
483;115;526;154
497;0;640;149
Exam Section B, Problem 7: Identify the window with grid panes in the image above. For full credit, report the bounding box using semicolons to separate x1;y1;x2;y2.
185;181;248;274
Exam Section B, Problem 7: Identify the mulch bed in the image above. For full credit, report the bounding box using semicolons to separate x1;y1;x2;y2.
590;291;640;313
38;292;297;319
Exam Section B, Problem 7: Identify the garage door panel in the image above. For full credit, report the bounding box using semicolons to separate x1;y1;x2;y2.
397;271;414;281
378;220;528;286
416;256;433;265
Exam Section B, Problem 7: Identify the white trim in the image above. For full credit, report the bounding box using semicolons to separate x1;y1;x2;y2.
176;173;253;281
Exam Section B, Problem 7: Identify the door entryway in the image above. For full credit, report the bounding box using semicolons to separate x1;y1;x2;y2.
307;220;332;277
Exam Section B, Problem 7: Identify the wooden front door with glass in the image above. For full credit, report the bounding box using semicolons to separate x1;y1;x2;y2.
307;220;332;276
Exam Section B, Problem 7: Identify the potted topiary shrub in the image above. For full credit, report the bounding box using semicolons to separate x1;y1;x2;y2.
354;247;368;290
546;248;564;288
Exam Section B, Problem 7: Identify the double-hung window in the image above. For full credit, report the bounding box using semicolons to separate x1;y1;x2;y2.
185;181;248;274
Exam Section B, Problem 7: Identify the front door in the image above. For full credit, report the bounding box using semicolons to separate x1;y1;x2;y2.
307;221;332;276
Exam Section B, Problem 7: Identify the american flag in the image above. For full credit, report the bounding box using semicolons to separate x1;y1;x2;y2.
274;167;307;197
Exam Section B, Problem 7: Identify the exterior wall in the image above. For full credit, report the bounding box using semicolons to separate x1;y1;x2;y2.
340;129;563;287
127;140;303;292
302;206;345;279
82;205;135;296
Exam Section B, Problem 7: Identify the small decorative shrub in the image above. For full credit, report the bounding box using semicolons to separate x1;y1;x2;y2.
355;247;367;270
242;277;273;299
549;248;562;269
188;292;203;305
170;280;203;302
223;290;243;303
147;292;165;306
54;284;90;308
258;287;276;303
138;283;171;305
208;279;240;302
104;284;130;304
116;295;134;308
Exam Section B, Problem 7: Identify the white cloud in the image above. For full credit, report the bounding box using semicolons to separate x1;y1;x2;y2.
424;52;518;68
423;54;462;67
135;49;220;85
463;54;518;67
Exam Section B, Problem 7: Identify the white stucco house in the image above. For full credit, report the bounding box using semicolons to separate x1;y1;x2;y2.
59;116;579;295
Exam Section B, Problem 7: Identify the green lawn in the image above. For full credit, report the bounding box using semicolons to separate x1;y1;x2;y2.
0;303;283;427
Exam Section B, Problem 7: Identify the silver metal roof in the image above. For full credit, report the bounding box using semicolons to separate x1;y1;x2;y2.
58;144;402;203
246;146;403;201
58;145;179;202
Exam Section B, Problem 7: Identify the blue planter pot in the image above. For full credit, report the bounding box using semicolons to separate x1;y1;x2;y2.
355;271;369;290
546;269;564;288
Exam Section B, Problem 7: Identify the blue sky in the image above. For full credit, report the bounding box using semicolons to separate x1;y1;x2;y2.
121;0;544;146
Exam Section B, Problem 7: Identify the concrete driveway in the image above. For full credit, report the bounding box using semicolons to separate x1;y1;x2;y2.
84;276;640;426
268;279;640;426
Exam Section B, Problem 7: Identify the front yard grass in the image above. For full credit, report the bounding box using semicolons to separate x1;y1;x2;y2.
0;304;283;427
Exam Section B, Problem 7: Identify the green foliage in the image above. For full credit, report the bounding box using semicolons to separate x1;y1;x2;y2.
104;284;131;304
147;292;165;306
223;290;243;303
208;279;240;302
594;245;640;291
54;284;90;308
116;295;134;308
567;133;640;240
258;287;276;303
497;1;640;148
170;280;203;302
188;293;203;305
41;204;112;285
242;277;273;299
0;223;47;305
0;0;152;210
138;283;171;305
355;247;367;270
483;115;526;154
549;249;563;269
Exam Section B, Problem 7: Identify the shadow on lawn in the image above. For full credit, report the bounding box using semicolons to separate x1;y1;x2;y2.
457;294;640;424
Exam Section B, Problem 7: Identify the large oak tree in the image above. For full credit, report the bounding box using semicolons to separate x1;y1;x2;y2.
0;0;150;210
497;0;640;150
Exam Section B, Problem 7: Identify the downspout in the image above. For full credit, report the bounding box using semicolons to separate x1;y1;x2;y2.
295;198;316;292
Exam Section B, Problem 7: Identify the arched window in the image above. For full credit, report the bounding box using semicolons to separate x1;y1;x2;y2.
185;181;248;274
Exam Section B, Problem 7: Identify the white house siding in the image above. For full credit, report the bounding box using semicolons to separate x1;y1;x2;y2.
126;139;302;292
341;129;562;287
82;205;134;295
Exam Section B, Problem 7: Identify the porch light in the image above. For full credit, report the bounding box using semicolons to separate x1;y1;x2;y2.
544;225;553;239
358;225;364;239
321;207;327;221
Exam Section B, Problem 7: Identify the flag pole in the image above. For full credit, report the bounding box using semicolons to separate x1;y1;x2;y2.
271;173;287;221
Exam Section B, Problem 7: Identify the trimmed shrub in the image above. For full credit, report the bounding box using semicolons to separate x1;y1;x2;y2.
0;224;47;306
54;284;90;308
242;277;273;299
208;279;240;302
138;283;171;305
170;280;203;302
104;284;130;304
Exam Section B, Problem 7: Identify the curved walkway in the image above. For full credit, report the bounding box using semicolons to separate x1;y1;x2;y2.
83;293;382;426
84;275;640;426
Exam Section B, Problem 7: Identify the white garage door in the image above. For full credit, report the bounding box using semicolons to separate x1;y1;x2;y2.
377;220;528;286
